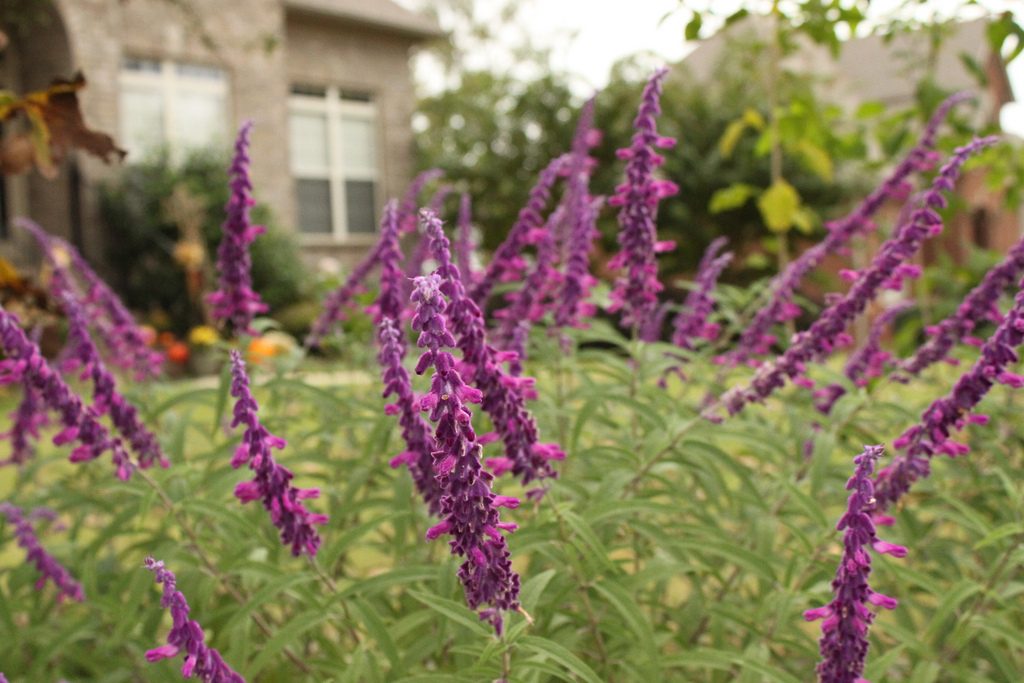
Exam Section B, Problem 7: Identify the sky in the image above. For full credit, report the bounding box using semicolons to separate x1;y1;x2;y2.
405;0;1024;137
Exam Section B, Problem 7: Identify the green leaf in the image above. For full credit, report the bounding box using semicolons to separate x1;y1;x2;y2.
796;140;833;182
663;648;802;683
592;581;657;660
719;119;748;157
408;590;493;637
685;13;703;41
249;610;332;674
519;636;604;683
757;179;801;233
709;183;758;214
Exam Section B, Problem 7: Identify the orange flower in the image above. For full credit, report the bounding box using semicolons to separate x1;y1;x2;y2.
247;337;280;365
166;342;190;365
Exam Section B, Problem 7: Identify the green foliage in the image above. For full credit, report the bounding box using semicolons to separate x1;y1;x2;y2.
98;149;309;334
2;318;1022;681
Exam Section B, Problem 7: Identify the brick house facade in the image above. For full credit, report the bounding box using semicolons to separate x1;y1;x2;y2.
0;0;440;269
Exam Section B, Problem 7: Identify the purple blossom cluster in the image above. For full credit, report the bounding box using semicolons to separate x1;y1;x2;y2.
814;303;911;414
874;272;1024;510
306;242;384;349
61;292;168;470
456;193;478;288
714;136;998;418
1;378;47;467
607;67;679;335
18;218;162;379
208;120;268;336
421;209;563;488
1;305;134;479
897;231;1024;379
554;97;602;332
729;92;970;364
228;351;327;556
804;446;904;683
411;274;521;634
144;557;245;682
671;237;733;350
0;502;84;602
493;207;563;374
471;155;566;305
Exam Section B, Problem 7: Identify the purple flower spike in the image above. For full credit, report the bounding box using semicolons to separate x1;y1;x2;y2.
0;502;84;602
671;237;733;350
398;168;444;235
144;557;245;683
17;218;162;380
875;272;1024;510
494;207;563;374
1;305;134;479
1;378;47;467
404;184;454;285
729;92;972;365
555;97;602;333
608;67;678;336
228;351;326;556
471;155;567;305
306;244;383;349
208;121;268;336
713;136;998;419
62;292;168;470
814;303;911;414
805;446;903;683
410;275;520;634
456;193;478;287
420;209;563;487
378;317;443;514
898;232;1024;379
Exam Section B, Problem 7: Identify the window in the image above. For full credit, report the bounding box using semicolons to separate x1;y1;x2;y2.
289;86;379;240
119;57;228;160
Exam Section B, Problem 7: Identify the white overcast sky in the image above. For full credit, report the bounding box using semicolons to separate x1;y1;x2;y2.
404;0;1024;137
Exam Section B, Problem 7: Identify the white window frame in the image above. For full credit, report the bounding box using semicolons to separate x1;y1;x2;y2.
118;57;228;162
289;86;380;244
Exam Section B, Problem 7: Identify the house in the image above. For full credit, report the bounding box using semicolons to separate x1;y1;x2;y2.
0;0;442;269
680;16;1020;263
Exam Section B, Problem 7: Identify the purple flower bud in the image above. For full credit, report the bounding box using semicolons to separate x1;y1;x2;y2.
228;351;326;556
144;557;245;682
804;446;902;683
608;67;678;335
0;502;83;602
208;121;269;336
729;92;972;365
398;168;444;235
1;305;134;479
410;275;520;634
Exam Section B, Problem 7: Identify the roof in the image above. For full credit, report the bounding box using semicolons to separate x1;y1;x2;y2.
283;0;444;40
680;16;1014;113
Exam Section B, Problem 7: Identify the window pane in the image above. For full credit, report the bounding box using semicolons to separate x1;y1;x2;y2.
175;63;224;81
345;180;376;234
340;115;376;172
120;86;165;159
296;179;332;234
173;91;225;151
290;112;329;171
122;57;161;73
